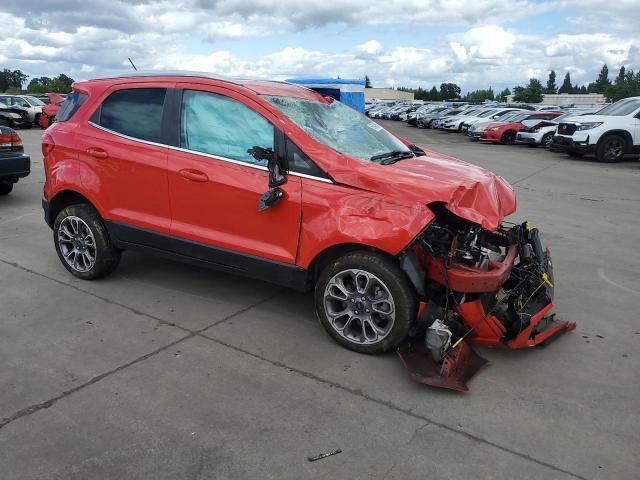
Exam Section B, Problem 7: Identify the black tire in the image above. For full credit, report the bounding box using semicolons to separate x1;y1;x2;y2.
597;134;626;163
314;251;417;354
0;183;13;195
34;113;41;126
501;130;517;145
53;204;121;280
541;132;553;148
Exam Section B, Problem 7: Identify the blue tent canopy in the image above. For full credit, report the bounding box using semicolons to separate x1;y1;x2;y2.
286;78;365;112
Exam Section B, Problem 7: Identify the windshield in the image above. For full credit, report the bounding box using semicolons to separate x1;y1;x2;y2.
23;97;45;106
595;98;640;116
265;96;410;161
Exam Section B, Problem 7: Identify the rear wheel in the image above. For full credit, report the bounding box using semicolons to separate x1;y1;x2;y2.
314;251;416;354
0;183;13;195
597;135;626;163
53;204;121;280
501;130;517;145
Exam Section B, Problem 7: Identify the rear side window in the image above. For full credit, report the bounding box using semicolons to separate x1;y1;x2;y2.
56;92;88;122
94;88;166;143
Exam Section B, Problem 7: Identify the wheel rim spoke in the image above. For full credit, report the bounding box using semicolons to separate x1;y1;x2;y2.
323;268;396;345
57;216;97;273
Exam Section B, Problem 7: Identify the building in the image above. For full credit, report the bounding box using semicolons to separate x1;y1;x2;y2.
506;93;606;106
364;88;414;101
286;78;365;112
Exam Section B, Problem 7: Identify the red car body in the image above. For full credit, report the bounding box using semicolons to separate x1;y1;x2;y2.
480;112;562;144
41;74;574;390
38;93;65;129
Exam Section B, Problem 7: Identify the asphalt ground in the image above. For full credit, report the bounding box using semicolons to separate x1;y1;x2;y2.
1;121;639;479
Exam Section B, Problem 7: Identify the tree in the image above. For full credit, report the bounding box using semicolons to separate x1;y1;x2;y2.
439;82;461;100
497;88;511;101
545;70;557;94
364;75;372;88
429;86;439;101
605;68;640;102
512;78;544;103
48;74;74;93
27;76;53;93
0;69;28;92
558;72;573;94
462;87;494;102
589;64;611;93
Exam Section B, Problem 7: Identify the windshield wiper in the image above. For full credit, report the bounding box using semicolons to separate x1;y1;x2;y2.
370;150;415;165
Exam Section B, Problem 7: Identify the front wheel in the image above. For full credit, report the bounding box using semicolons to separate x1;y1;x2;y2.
53;204;121;280
541;132;553;148
597;135;626;163
314;251;416;354
501;130;516;145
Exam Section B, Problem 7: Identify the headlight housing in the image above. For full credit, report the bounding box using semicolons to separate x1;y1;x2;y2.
576;122;603;131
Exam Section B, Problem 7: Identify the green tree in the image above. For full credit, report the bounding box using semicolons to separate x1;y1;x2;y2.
429;86;439;101
48;74;74;93
439;82;461;100
364;75;372;88
545;70;557;94
497;88;511;101
27;76;53;93
512;78;544;103
589;64;611;93
0;69;28;92
605;68;640;102
558;72;573;94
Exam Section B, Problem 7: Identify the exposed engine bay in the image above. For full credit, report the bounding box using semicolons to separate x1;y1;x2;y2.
398;203;575;392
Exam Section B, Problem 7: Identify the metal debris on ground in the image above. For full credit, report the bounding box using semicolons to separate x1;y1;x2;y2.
307;449;342;462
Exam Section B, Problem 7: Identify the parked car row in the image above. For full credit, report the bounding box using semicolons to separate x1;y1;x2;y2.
0;93;67;129
371;98;640;163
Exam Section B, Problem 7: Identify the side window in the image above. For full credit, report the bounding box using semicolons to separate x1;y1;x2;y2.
96;88;166;143
56;92;88;123
286;138;329;179
180;90;273;166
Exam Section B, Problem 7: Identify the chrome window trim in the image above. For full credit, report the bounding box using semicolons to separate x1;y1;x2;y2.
87;121;333;183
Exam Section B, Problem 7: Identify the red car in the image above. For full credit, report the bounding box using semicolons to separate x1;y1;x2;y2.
480;111;563;144
41;73;573;388
38;93;66;128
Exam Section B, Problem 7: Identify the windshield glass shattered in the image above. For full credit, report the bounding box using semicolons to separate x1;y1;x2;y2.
264;96;411;162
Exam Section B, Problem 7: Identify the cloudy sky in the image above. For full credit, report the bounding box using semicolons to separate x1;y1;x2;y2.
1;0;639;92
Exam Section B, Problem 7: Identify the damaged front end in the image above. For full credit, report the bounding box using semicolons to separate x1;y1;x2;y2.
398;203;575;392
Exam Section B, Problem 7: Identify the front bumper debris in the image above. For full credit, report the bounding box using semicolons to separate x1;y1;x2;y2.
398;220;575;392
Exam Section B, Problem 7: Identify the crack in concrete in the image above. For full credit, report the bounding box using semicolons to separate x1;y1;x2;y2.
0;257;587;480
511;161;563;186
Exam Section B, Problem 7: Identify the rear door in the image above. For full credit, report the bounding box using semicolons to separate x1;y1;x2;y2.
167;83;302;264
76;84;172;234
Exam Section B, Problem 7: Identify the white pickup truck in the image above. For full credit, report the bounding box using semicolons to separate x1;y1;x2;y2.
551;96;640;162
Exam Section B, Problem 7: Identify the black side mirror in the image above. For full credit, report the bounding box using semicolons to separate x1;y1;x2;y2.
248;145;286;211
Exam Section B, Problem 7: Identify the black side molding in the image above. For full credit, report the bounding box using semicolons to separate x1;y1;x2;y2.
105;221;311;291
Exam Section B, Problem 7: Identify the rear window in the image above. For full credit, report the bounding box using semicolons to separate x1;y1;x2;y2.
56;92;88;122
93;88;166;143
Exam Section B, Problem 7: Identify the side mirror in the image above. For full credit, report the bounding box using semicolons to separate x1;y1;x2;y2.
248;145;286;211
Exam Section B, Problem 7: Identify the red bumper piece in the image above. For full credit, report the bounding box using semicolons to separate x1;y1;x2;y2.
397;339;489;393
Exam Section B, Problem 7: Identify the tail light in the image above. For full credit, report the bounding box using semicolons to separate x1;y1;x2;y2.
0;129;23;151
42;132;56;157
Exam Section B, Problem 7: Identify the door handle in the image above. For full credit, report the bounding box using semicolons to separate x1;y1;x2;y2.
179;168;209;183
86;147;108;159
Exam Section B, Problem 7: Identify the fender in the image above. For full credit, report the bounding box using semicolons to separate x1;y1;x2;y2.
295;179;432;268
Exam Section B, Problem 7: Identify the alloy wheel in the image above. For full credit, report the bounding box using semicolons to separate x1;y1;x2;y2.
323;269;396;345
57;216;97;273
604;138;624;161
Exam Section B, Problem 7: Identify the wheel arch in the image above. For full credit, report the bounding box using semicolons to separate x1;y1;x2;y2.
47;189;99;228
597;130;633;150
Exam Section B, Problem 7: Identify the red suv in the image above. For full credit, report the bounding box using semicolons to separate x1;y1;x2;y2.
42;73;558;356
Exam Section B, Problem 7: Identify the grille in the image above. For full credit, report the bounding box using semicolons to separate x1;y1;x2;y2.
557;123;577;135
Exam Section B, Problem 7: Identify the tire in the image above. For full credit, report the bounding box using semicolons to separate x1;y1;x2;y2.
501;130;517;145
34;113;41;126
314;251;417;354
0;183;13;195
597;135;626;163
53;204;121;280
541;132;553;148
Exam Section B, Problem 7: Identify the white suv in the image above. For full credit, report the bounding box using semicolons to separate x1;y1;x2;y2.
551;97;640;162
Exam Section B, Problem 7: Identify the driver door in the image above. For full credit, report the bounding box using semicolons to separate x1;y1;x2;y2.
167;85;302;264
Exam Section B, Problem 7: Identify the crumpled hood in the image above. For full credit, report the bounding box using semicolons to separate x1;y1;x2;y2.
327;149;517;231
